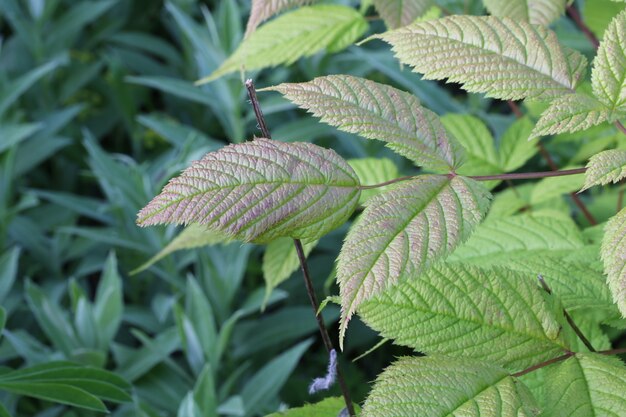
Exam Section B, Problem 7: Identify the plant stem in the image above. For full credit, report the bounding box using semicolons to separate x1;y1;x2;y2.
512;348;626;378
566;4;600;49
537;275;596;352
616;120;626;136
245;79;355;417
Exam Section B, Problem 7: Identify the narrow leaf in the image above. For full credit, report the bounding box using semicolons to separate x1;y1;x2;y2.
373;0;433;29
0;382;106;412
370;15;586;100
137;139;361;244
581;149;626;191
360;263;570;371
362;355;538;417
265;75;464;171
245;0;315;37
602;207;626;317
483;0;567;26
337;175;491;345
543;353;626;416
531;94;612;138
591;9;626;112
199;5;367;83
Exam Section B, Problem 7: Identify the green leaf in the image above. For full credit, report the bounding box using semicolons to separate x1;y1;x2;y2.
499;117;538;171
337;175;491;345
543;353;626;416
584;0;625;39
592;9;626;112
265;75;464;171
531;94;612;138
370;15;586;100
0;247;19;302
483;0;567;26
262;237;318;306
581;149;626;191
132;224;232;274
362;355;538;417
0;402;10;417
373;0;433;29
348;158;400;204
0;307;5;336
94;252;123;349
360;264;570;371
530;166;585;204
199;5;367;83
245;0;315;37
0;382;106;412
0;123;41;154
602;207;626;317
137;139;361;244
264;397;356;417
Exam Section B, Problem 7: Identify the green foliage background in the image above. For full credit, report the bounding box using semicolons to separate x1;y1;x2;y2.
0;0;624;416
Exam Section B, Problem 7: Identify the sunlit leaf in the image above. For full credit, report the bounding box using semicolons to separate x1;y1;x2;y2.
581;149;626;191
373;0;433;29
483;0;567;26
602;207;626;317
591;9;626;112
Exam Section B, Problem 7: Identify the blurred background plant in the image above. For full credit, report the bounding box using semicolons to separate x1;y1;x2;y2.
0;0;624;416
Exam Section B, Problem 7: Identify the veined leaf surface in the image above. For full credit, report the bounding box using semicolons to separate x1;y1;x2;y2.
483;0;567;26
245;0;315;37
199;5;367;83
602;207;626;317
543;353;626;416
360;264;570;371
371;15;587;100
373;0;432;29
137;139;361;244
581;149;626;191
266;75;464;171
337;175;491;345
591;10;626;113
362;355;538;417
531;94;611;138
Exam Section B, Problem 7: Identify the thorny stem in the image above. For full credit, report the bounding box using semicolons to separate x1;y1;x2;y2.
537;275;596;352
245;79;356;417
359;168;588;190
512;348;626;378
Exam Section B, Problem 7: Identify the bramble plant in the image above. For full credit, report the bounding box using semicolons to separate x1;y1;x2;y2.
138;1;626;416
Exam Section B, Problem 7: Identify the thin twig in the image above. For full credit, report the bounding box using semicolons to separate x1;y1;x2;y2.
246;79;356;417
538;275;596;352
615;120;626;136
566;5;600;49
512;352;574;377
618;188;624;212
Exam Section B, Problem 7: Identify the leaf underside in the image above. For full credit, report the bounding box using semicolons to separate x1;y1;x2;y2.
337;175;491;344
200;5;367;83
602;207;626;317
360;263;569;371
266;75;464;171
531;93;611;138
483;0;567;26
137;138;361;244
245;0;316;38
582;149;626;192
373;0;433;29
372;15;586;100
362;355;538;417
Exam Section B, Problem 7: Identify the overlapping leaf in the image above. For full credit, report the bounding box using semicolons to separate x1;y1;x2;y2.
265;75;464;171
483;0;567;26
137;139;361;244
581;149;626;191
265;397;358;417
362;355;538;417
543;353;626;416
199;5;367;83
245;0;315;37
531;94;612;138
360;264;570;371
591;9;626;113
337;175;491;345
373;0;432;29
348;158;400;203
602;207;626;317
370;15;587;100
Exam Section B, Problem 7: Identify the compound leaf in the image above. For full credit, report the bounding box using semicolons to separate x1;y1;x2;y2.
337;175;491;346
483;0;567;26
581;149;626;192
591;9;626;113
543;353;626;416
199;5;367;83
362;355;538;417
245;0;316;37
371;15;586;100
360;263;570;371
137;139;361;244
373;0;433;29
265;75;464;171
602;207;626;317
531;94;612;138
